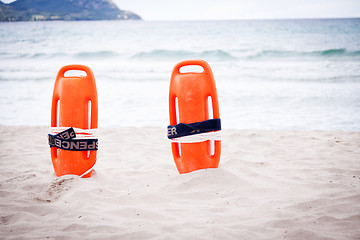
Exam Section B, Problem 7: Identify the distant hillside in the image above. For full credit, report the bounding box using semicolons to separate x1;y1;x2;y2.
0;0;142;21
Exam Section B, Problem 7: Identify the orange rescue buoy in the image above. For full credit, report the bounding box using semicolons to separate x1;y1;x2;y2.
168;60;221;174
50;65;98;178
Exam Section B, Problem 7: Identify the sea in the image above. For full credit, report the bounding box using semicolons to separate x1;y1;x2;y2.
1;18;359;131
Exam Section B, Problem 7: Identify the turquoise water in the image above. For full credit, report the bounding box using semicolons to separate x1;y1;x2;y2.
0;19;359;130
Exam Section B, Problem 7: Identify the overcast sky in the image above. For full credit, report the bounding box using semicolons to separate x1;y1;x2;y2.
1;0;359;21
113;0;360;21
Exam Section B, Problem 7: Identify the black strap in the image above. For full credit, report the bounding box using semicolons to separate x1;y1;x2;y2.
167;118;221;139
48;127;98;151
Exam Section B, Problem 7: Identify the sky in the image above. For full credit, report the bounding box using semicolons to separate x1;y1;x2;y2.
113;0;360;21
1;0;359;21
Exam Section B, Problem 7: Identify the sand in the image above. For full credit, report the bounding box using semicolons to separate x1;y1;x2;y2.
0;125;359;240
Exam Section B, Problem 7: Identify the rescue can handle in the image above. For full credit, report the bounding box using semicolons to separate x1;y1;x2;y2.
173;59;210;75
57;64;94;79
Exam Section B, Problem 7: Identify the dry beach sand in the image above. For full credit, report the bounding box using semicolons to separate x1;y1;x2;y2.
0;125;360;239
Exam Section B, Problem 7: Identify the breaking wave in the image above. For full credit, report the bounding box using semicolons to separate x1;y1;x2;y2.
2;48;359;61
131;49;235;61
74;50;119;59
248;48;360;60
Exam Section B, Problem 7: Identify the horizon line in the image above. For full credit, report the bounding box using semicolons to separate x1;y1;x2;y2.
140;16;360;22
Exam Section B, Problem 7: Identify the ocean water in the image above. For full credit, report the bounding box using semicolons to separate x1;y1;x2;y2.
0;19;359;131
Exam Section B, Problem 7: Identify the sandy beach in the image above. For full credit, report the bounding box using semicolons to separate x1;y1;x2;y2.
0;125;359;239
